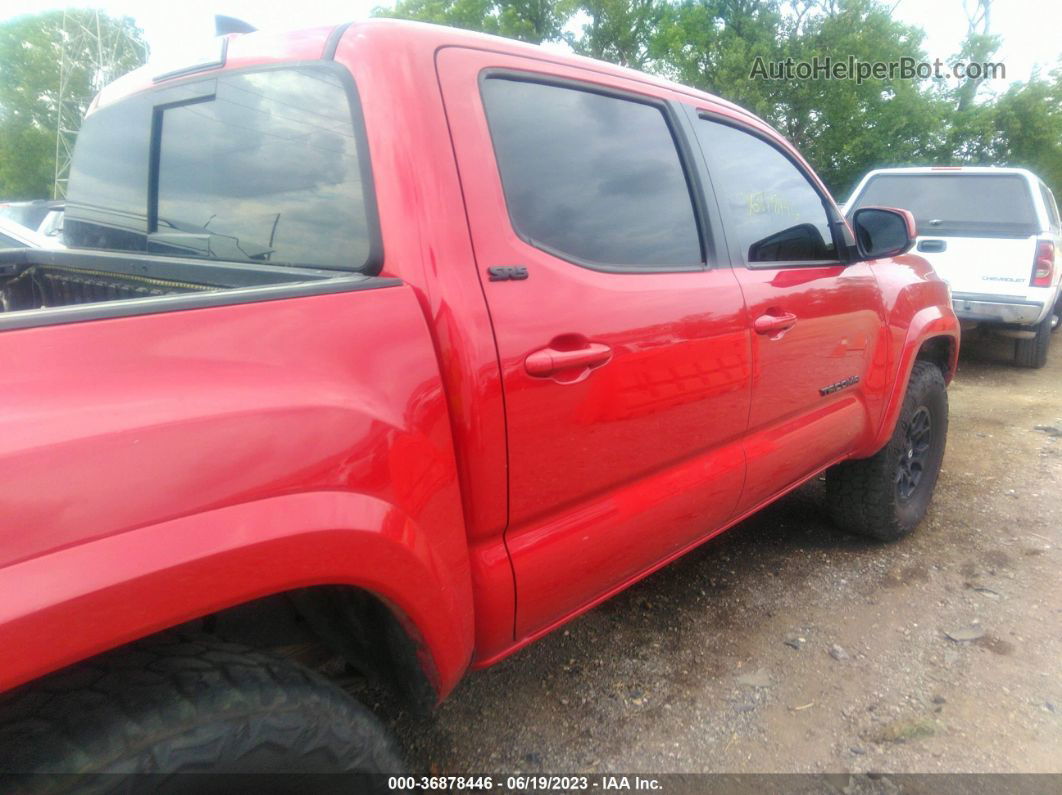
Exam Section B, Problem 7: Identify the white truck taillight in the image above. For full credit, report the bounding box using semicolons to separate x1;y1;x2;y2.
1031;240;1055;287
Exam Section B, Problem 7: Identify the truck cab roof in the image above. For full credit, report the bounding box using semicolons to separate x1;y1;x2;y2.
92;19;766;129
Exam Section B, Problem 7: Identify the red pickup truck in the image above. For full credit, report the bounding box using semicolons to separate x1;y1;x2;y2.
0;20;958;780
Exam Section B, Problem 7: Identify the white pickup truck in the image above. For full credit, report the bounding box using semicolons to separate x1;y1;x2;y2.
846;167;1061;368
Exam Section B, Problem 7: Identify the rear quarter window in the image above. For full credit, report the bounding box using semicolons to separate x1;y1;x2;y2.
65;64;378;272
850;174;1039;238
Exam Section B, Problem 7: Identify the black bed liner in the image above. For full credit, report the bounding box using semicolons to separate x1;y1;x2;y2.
0;248;353;286
0;248;399;332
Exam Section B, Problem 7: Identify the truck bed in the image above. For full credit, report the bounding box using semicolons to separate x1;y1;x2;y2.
0;248;382;331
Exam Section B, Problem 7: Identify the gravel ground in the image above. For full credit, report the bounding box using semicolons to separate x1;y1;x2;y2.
364;330;1062;775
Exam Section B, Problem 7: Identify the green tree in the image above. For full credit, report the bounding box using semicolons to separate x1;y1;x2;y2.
651;0;785;115
0;10;147;199
933;0;1002;164
568;0;664;69
951;0;999;113
0;120;53;199
371;0;1060;198
651;0;949;195
775;0;948;195
986;67;1062;194
372;0;573;44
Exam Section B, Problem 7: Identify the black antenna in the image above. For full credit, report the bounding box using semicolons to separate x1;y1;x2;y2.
215;15;257;35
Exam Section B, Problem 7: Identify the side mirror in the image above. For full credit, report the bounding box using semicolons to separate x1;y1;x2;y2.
851;207;916;260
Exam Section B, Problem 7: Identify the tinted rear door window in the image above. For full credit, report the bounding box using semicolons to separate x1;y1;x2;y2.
66;65;377;271
850;174;1039;238
480;77;702;270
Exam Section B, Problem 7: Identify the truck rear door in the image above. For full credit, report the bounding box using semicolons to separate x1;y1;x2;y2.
437;48;751;640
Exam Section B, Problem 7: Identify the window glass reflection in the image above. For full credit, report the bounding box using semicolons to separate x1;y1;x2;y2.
157;69;371;269
66;67;374;271
482;78;702;269
696;120;835;263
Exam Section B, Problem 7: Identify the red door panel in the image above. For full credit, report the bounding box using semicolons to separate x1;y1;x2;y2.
687;112;887;512
437;48;751;640
734;263;886;512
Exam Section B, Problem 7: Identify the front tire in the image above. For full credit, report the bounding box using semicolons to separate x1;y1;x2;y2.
0;633;404;790
1014;315;1051;368
826;361;948;541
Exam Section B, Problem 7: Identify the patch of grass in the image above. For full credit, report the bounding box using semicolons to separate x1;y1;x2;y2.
868;715;940;744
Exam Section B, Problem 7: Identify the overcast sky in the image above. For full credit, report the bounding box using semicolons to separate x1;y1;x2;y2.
2;0;1060;94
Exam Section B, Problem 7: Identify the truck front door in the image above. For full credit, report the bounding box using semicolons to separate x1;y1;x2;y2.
688;113;887;514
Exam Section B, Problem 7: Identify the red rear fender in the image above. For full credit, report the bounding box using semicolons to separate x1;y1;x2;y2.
0;285;475;697
0;491;474;697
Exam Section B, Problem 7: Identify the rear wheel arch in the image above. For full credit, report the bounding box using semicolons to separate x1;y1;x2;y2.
0;492;475;703
287;585;440;712
6;582;441;711
195;585;442;711
0;583;438;779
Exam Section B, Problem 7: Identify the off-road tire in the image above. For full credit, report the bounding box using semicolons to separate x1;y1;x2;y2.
826;361;948;542
1014;315;1051;368
0;633;404;792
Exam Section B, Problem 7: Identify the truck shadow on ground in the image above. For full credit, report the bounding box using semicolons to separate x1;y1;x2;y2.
955;326;1050;368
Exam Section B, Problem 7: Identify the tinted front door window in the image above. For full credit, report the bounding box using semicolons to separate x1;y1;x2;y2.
695;119;836;264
